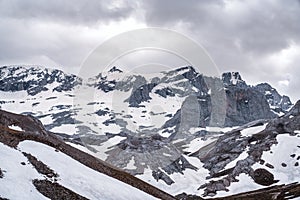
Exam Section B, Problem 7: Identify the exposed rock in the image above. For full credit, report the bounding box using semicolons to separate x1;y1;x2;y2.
265;163;274;169
127;83;157;107
44;110;81;131
23;152;58;178
224;86;276;127
176;193;204;200
0;109;48;136
117;134;165;152
0;66;81;95
0;168;3;178
281;163;287;167
252;168;278;186
265;100;300;134
222;72;246;87
162;156;198;175
155;87;175;98
95;109;109;116
115;75;147;92
180;67;209;94
108;66;123;73
94;78;116;92
181;183;300;200
255;83;293;114
152;169;174;185
33;179;88;200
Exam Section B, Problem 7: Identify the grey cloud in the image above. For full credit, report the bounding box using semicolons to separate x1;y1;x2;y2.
0;0;138;72
141;0;300;56
0;0;136;24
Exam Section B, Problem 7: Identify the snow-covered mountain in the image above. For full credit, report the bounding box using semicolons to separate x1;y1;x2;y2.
0;65;298;199
0;65;81;95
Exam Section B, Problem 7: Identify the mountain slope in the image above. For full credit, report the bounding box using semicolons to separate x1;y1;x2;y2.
0;109;175;200
1;103;300;199
0;65;297;199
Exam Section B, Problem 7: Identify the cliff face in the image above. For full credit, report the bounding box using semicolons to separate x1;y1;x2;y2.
224;82;276;127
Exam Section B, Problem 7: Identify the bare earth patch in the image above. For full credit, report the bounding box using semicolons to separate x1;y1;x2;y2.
32;179;88;200
22;152;58;178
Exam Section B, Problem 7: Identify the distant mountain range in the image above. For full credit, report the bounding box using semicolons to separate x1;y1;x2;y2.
0;65;299;199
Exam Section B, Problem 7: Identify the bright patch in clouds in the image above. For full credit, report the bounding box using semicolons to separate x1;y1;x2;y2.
267;42;300;69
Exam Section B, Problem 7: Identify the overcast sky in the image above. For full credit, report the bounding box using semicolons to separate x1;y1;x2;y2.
0;0;300;102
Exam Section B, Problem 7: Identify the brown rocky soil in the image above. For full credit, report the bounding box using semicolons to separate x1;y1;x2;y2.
22;152;58;178
33;179;88;200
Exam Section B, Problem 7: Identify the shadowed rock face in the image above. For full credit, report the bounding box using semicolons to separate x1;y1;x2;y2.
255;83;293;113
127;83;158;107
161;70;278;129
224;86;276;127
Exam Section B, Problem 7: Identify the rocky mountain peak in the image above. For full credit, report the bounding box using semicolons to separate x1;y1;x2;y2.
255;82;293;114
174;66;196;73
222;72;246;86
0;65;82;95
108;66;123;73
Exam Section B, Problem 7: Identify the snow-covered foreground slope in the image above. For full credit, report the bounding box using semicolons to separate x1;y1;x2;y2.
0;143;48;200
18;141;157;200
0;141;157;200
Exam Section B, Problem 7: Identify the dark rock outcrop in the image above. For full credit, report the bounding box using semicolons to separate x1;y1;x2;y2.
0;168;3;178
193;101;300;196
0;66;81;95
155;87;175;98
23;152;58;178
108;66;123;73
178;183;300;200
224;86;276;126
127;83;157;107
152;169;175;185
253;168;279;186
162;156;198;176
222;72;246;87
33;179;89;200
255;83;293;114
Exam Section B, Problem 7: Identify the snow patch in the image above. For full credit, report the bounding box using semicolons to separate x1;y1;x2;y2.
8;125;23;132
